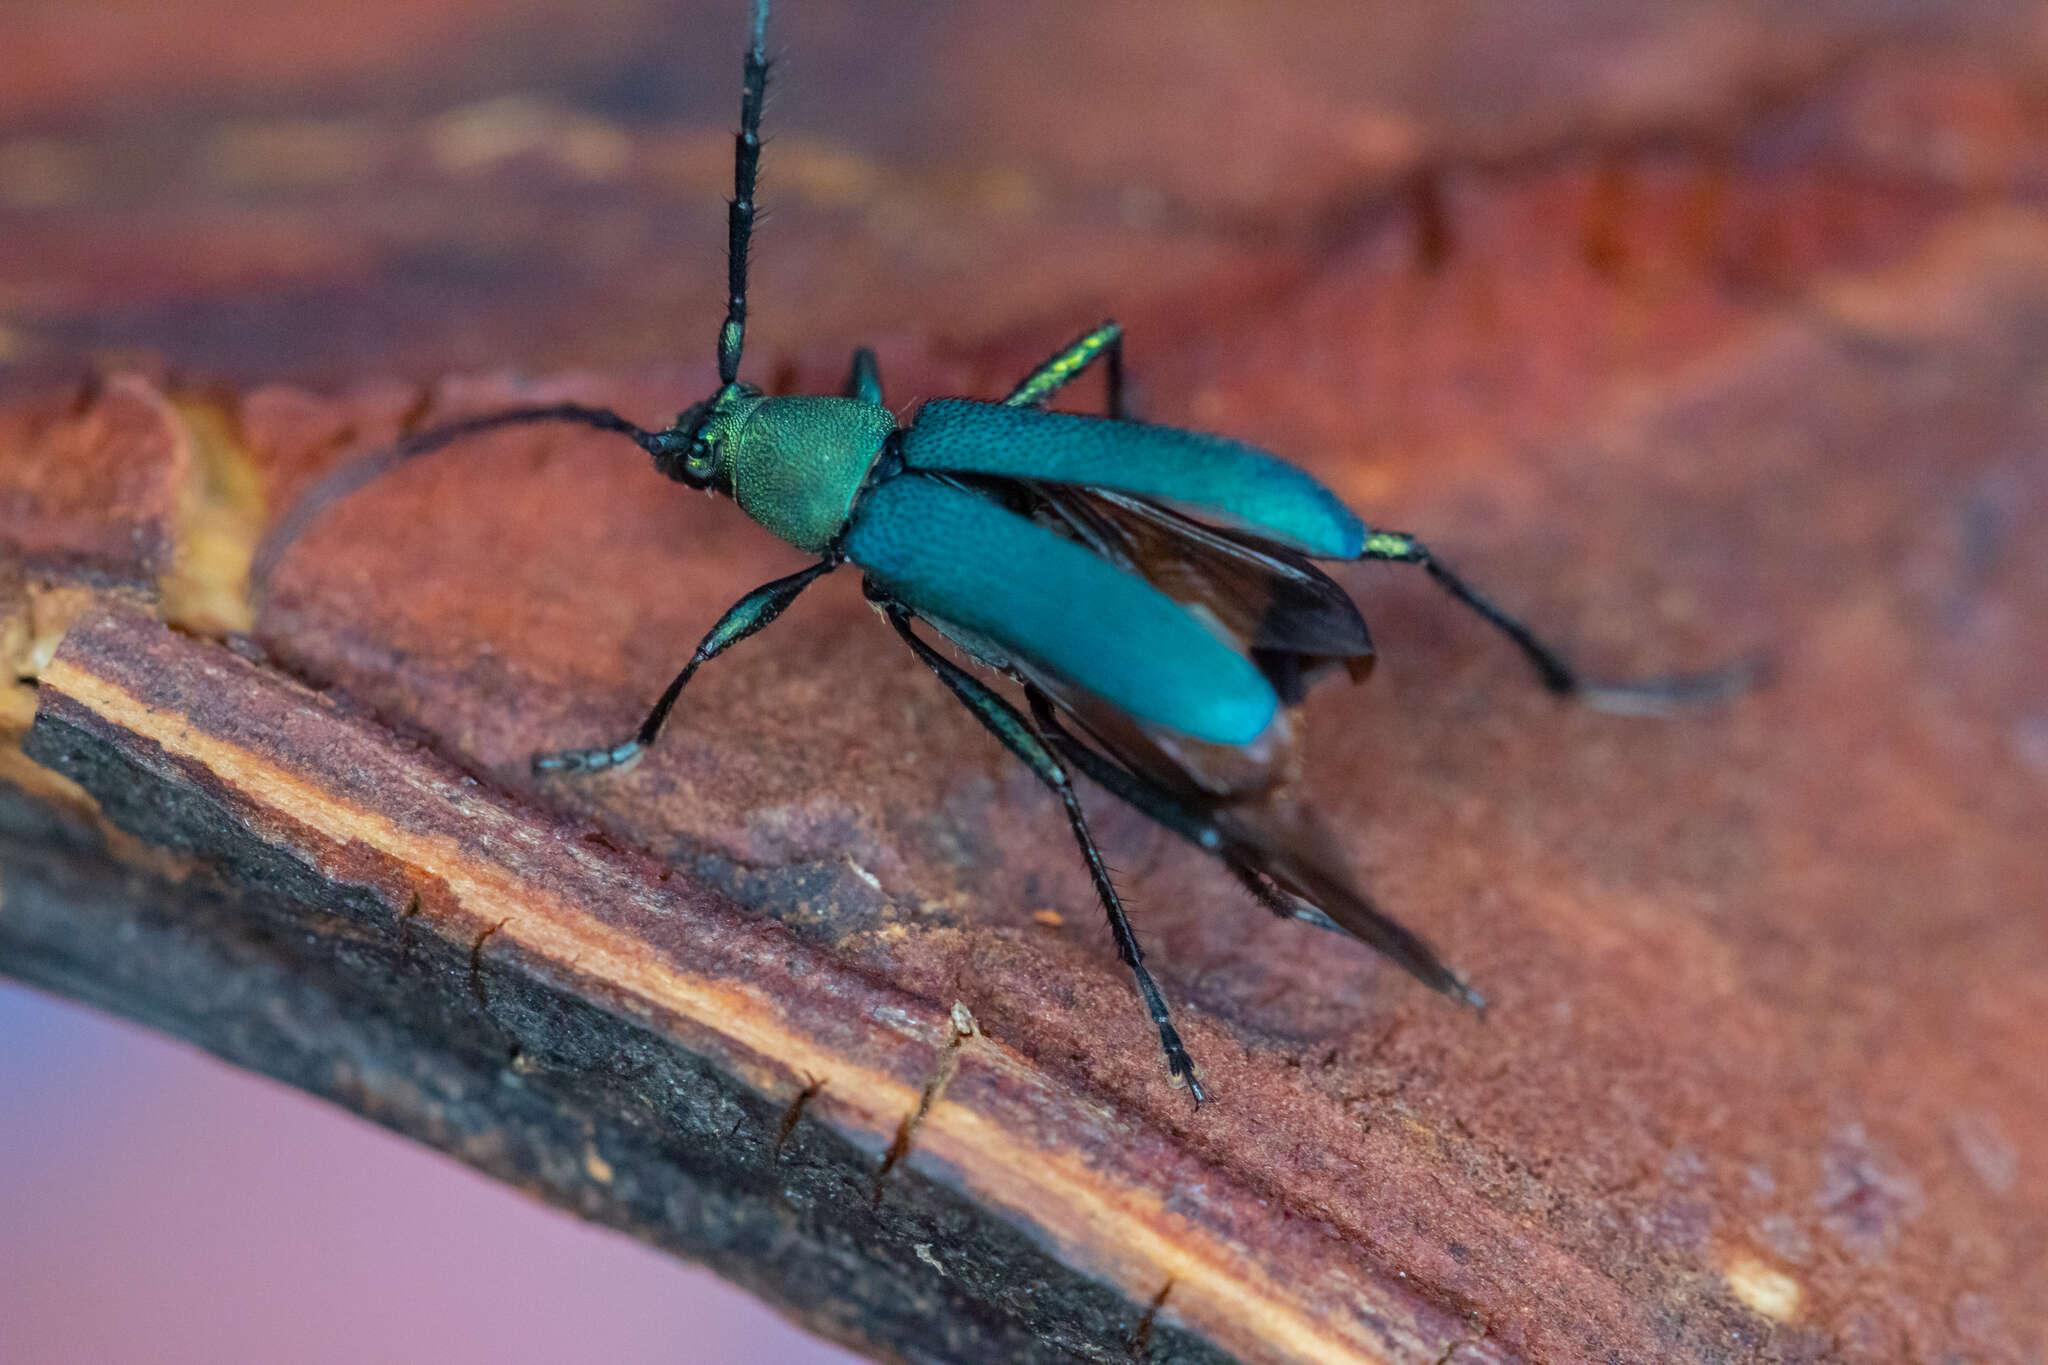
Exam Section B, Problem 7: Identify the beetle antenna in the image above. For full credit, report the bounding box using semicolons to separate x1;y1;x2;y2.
717;0;771;385
252;403;665;591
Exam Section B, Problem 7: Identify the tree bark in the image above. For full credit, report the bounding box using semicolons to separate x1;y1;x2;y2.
4;4;2047;1362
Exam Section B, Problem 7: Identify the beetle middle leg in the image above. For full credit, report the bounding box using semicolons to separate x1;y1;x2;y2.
843;347;884;405
1357;530;1761;714
874;589;1205;1101
533;556;839;775
1004;320;1126;417
1022;686;1311;919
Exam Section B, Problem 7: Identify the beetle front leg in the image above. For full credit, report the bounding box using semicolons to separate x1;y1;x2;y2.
875;592;1205;1102
533;556;840;775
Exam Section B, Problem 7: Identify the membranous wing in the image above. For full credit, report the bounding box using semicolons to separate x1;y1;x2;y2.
1010;480;1478;1005
856;404;1478;1005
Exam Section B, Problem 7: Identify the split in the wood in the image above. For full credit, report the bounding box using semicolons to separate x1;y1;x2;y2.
1128;1277;1174;1361
776;1074;825;1157
467;916;510;1014
872;1001;978;1205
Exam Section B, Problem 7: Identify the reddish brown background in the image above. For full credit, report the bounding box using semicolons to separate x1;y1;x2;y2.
4;2;2046;1362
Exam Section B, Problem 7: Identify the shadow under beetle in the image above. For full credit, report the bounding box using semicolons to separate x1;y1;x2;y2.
261;0;1752;1103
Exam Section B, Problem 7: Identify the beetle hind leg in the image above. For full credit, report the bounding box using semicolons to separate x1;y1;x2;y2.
1358;531;1764;714
876;592;1205;1101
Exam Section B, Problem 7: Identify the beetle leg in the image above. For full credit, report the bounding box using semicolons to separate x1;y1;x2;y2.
1021;691;1325;923
842;347;884;405
877;596;1205;1102
1022;687;1486;1009
1020;688;1226;853
533;557;839;775
1003;320;1126;418
1358;531;1763;714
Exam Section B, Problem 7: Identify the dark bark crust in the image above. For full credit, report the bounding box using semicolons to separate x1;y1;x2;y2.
5;715;1234;1365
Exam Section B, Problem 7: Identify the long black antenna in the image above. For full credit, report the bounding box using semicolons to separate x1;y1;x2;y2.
717;0;771;384
251;404;663;590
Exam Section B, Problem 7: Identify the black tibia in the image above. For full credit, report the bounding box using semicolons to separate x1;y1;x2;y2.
1004;321;1127;418
1021;692;1306;929
1358;531;1761;715
843;347;884;405
254;403;660;590
877;595;1205;1102
533;557;838;776
1025;706;1331;940
717;0;772;384
1022;690;1226;857
1024;688;1484;1010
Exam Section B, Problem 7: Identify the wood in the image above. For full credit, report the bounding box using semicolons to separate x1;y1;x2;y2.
3;4;2046;1362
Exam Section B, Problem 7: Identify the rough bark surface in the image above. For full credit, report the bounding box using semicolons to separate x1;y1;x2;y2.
3;4;2046;1363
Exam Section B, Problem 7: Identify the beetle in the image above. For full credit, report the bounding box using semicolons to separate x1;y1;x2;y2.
259;0;1750;1101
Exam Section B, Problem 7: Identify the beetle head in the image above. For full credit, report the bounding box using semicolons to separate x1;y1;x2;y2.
646;382;764;490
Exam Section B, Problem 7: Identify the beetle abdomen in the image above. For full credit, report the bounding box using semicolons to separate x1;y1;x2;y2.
726;396;897;552
845;473;1279;745
900;399;1366;558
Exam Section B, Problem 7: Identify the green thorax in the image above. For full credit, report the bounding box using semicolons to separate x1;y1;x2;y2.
711;394;897;552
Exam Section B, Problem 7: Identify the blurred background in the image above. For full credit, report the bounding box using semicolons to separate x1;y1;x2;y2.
1;981;856;1363
6;1;2048;1362
8;0;2042;400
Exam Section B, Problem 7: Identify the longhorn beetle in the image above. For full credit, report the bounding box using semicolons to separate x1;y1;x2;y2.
259;0;1752;1102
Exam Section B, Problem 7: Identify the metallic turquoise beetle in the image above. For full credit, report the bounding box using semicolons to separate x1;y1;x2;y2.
262;0;1746;1101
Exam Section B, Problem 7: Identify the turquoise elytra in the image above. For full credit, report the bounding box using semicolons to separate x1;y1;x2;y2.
844;474;1279;744
900;400;1366;558
723;396;898;552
